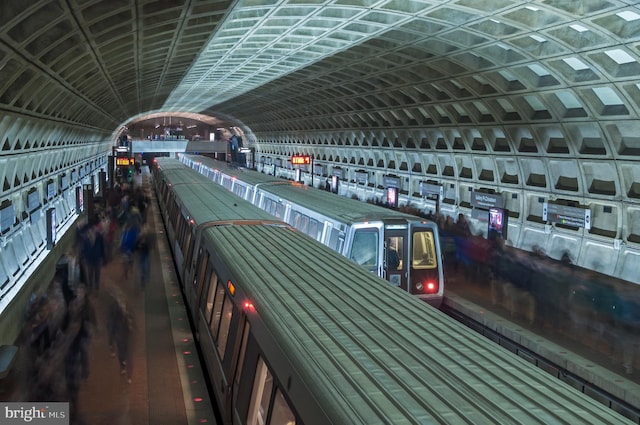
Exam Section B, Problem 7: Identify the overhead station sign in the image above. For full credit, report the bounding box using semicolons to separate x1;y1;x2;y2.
471;192;504;209
291;154;311;165
355;170;368;184
543;203;591;230
116;157;135;166
420;182;443;200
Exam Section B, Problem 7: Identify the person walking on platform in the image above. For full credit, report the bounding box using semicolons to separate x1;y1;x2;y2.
80;221;106;293
135;224;154;289
64;284;96;421
107;287;134;382
119;221;140;280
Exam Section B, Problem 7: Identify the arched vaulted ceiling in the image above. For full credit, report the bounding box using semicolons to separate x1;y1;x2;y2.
0;0;640;281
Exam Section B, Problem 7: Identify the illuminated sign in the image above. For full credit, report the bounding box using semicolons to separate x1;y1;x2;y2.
291;155;311;165
543;203;591;230
116;157;135;166
420;182;443;199
471;192;504;209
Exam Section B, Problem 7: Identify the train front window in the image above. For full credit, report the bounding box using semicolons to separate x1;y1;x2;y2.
412;230;436;269
348;229;379;272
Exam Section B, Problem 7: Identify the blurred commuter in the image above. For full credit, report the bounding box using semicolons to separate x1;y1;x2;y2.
65;285;96;419
80;222;106;292
119;221;140;280
107;287;134;382
134;187;150;224
455;213;471;237
560;250;573;265
26;294;51;356
135;225;155;289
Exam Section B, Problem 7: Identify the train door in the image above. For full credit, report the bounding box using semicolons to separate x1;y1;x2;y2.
384;226;408;291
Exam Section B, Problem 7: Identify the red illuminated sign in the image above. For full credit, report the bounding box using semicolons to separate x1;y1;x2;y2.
291;155;311;165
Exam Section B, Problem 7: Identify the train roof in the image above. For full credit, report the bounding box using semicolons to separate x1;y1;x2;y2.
180;154;426;225
154;158;285;225
203;223;628;425
182;154;284;187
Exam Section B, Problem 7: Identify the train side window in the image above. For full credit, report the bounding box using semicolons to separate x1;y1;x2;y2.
194;249;209;289
184;229;194;269
176;215;186;250
292;211;309;234
234;322;250;387
308;218;319;240
300;216;309;235
201;271;218;323
326;226;340;251
181;219;191;254
275;203;285;220
269;389;296;425
171;198;179;222
290;211;299;228
210;281;226;333
216;296;234;358
264;198;277;216
247;357;274;425
246;358;296;425
412;230;436;269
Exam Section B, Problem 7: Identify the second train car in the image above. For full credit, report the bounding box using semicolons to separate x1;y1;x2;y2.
179;154;444;307
151;157;632;425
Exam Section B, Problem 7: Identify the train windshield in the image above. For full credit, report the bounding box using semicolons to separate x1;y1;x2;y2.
412;230;437;269
348;228;379;273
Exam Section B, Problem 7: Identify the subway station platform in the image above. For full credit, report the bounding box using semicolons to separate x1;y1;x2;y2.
0;171;217;425
443;276;640;422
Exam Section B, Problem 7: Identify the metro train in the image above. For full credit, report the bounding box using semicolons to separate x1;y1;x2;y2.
178;153;444;307
150;157;632;425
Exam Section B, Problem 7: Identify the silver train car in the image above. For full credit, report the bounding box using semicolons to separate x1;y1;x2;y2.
151;158;631;425
179;154;444;308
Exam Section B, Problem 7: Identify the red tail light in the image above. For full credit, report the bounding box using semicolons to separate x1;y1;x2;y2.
416;280;438;294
